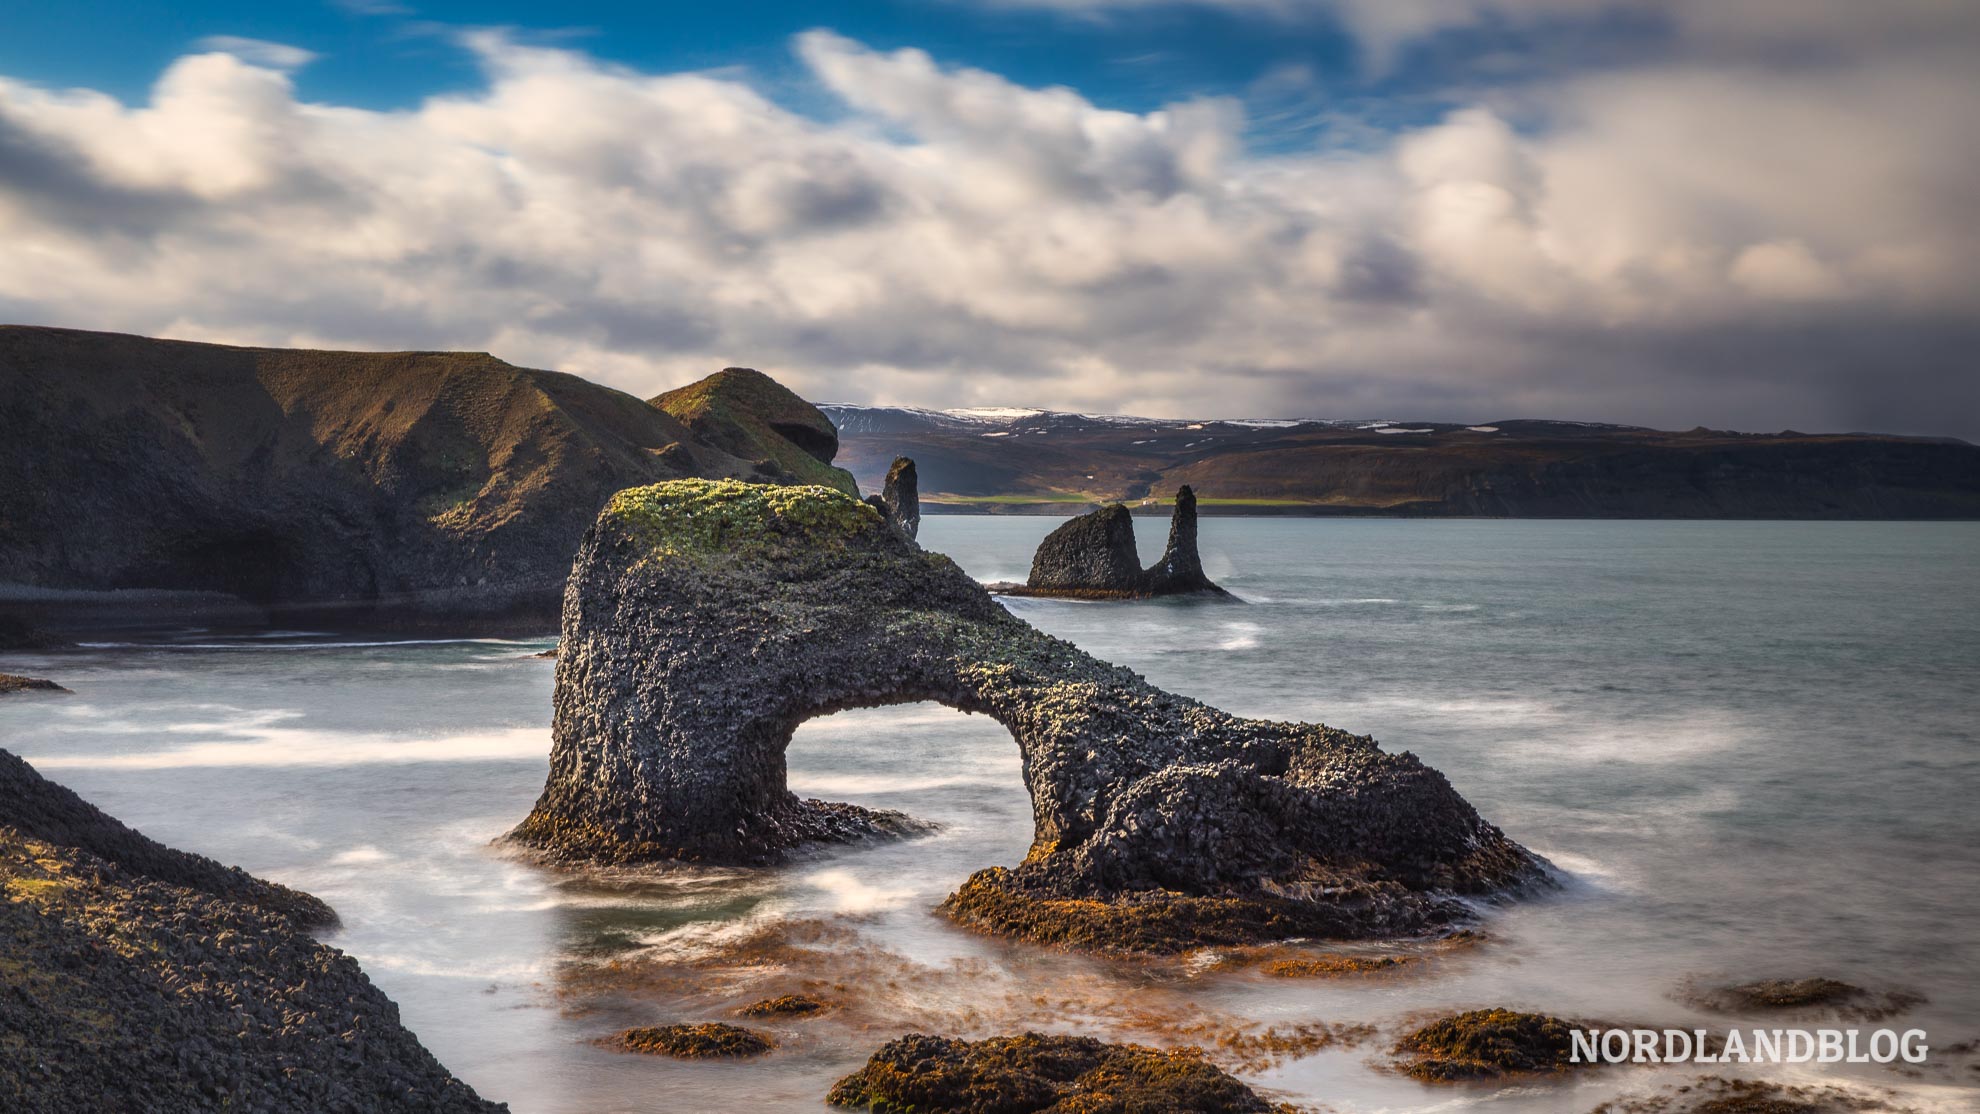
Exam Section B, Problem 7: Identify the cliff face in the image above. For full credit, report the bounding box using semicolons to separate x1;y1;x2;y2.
823;407;1980;517
0;327;849;621
507;479;1542;951
0;749;502;1112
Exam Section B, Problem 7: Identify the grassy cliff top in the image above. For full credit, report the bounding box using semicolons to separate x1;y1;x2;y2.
653;368;857;496
602;478;880;562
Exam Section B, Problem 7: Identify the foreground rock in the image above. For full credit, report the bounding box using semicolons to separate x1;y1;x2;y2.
1393;1009;1585;1082
1014;487;1230;599
614;1023;772;1059
0;749;500;1112
1680;977;1923;1022
507;479;1543;951
0;674;68;695
826;1033;1281;1113
0;326;852;624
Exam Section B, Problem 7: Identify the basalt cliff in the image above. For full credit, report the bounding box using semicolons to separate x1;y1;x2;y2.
506;478;1543;951
0;326;852;625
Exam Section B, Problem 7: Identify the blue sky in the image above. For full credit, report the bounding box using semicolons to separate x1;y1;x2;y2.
4;2;1425;142
1;1;1975;433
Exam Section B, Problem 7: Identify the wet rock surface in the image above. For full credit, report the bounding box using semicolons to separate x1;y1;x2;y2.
506;478;1544;950
614;1022;773;1058
0;749;501;1113
1014;487;1230;599
0;673;68;695
1589;1075;1910;1114
740;994;831;1018
1392;1008;1586;1082
1679;978;1923;1022
825;1032;1282;1113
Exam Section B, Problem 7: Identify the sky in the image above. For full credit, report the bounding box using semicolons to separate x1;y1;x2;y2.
1;2;1976;435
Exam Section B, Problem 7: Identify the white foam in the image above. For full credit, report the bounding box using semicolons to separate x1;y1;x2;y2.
1217;622;1263;651
74;637;533;651
21;724;548;769
805;868;916;914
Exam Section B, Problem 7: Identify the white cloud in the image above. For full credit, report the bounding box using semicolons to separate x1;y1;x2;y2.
193;36;320;72
0;19;1975;434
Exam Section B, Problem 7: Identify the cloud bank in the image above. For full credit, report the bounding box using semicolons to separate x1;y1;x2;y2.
0;9;1975;433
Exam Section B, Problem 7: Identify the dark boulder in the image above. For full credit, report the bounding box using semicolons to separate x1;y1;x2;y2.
505;479;1543;950
1026;504;1145;595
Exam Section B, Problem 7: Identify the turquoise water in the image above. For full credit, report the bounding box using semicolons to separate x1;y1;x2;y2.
3;518;1977;1112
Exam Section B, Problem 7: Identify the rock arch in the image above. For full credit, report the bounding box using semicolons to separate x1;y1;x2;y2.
507;478;1545;949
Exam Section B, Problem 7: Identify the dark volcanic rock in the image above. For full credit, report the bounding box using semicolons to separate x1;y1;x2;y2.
0;327;853;624
0;749;329;925
0;674;67;695
0;749;501;1112
1026;503;1145;594
505;479;1542;950
883;456;921;539
1019;488;1229;598
0;615;70;650
826;1032;1276;1113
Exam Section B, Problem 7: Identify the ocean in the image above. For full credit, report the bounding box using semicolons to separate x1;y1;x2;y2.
3;517;1976;1112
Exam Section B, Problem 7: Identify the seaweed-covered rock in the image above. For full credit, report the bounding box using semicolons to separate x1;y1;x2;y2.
1019;489;1228;599
0;674;67;695
1680;977;1922;1022
1394;1009;1583;1082
739;994;830;1018
0;749;501;1112
826;1032;1275;1113
615;1023;772;1058
506;479;1542;949
883;457;920;540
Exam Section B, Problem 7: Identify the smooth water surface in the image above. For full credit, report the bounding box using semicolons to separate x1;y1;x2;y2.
3;518;1977;1112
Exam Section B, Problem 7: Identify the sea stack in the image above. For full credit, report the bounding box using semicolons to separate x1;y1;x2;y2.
505;478;1543;951
882;457;920;540
1019;486;1229;598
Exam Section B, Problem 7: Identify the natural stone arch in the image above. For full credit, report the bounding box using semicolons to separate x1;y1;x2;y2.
507;479;1546;949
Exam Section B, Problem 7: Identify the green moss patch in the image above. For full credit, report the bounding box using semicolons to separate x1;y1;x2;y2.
601;479;880;562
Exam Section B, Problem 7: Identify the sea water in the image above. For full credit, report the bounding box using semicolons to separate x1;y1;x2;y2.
2;518;1976;1112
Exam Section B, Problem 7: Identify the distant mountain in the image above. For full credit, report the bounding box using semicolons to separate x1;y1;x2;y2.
820;404;1980;518
0;327;853;623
